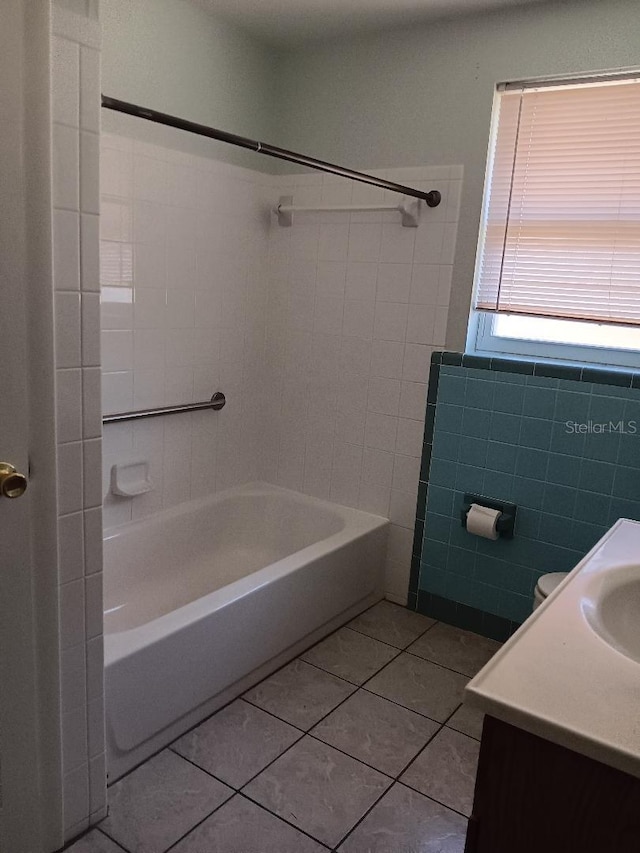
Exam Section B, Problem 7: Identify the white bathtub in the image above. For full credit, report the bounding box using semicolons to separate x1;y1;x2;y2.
103;482;388;780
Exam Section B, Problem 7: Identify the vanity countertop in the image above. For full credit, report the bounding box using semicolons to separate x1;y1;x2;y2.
465;518;640;779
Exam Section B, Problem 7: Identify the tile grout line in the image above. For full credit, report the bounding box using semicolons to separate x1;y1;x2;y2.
166;745;248;789
235;790;334;851
397;778;472;821
165;725;341;849
331;778;393;851
346;610;439;648
303;731;395;784
159;789;236;853
358;685;451;724
394;699;461;778
71;824;131;853
402;647;488;679
235;695;307;732
305;622;491;690
240;662;359;719
335;704;472;850
299;644;404;687
390;701;476;819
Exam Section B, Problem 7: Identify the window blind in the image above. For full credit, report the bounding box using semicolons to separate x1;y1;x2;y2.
476;77;640;326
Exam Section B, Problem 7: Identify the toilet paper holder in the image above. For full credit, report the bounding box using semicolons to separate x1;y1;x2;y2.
460;494;517;539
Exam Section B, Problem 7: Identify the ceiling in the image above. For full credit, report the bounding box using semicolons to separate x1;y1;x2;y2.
194;0;549;44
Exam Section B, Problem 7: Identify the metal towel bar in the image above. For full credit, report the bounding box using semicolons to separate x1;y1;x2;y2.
103;392;226;424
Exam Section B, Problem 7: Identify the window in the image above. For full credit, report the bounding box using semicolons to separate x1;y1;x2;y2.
468;74;640;369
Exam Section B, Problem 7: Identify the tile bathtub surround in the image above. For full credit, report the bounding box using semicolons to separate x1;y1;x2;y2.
100;158;462;594
66;601;490;853
262;167;462;603
414;351;640;637
52;3;106;839
100;133;274;528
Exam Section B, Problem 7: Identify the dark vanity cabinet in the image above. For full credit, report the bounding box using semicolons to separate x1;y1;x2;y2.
464;715;640;853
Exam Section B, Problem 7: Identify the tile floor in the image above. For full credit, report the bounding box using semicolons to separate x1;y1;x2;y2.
66;601;500;853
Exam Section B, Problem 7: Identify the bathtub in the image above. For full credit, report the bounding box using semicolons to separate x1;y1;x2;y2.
103;482;388;780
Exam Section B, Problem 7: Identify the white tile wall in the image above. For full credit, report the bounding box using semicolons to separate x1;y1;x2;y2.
52;2;105;841
100;134;273;528
263;167;462;603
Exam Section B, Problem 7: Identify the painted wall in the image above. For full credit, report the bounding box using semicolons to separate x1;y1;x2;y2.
100;0;279;167
274;0;640;350
415;352;640;639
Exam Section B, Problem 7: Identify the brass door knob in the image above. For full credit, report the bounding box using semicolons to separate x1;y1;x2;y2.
0;462;28;499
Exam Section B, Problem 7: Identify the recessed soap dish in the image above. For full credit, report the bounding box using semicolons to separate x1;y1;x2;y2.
110;461;153;498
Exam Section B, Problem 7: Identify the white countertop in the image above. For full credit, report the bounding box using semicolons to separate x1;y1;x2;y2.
466;519;640;779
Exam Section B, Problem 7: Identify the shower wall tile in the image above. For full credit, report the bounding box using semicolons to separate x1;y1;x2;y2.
54;209;81;290
265;167;462;603
58;511;85;584
101;133;274;527
53;3;106;839
53;122;80;209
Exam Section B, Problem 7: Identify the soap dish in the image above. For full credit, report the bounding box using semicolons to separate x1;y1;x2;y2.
110;461;153;498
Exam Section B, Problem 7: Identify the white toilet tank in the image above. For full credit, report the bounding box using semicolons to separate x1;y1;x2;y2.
533;572;568;610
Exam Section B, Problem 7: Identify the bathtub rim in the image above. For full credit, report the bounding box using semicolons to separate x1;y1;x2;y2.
103;480;353;542
103;482;388;664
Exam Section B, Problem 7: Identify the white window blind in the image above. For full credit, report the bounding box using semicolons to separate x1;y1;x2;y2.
476;76;640;326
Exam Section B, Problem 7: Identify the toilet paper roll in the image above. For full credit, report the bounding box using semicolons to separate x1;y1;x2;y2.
466;503;501;540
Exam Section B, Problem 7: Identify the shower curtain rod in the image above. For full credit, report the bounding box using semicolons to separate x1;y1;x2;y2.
101;95;442;207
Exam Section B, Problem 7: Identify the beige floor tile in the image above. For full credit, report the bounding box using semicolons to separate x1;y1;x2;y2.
339;782;467;852
172;699;302;788
171;795;326;853
101;750;232;853
243;659;355;730
312;689;439;776
300;627;398;684
366;653;467;721
243;736;391;848
348;601;436;648
407;622;501;677
400;728;480;816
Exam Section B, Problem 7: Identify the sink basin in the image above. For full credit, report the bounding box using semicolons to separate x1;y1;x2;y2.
582;563;640;664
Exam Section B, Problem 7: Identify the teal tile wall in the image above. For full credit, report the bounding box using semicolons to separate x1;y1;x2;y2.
413;353;640;629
